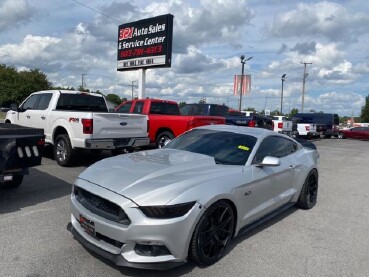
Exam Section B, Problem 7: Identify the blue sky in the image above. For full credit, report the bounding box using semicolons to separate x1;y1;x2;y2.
1;0;368;116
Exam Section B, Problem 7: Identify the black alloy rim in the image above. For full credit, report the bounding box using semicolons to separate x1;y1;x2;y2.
198;204;234;261
307;174;318;204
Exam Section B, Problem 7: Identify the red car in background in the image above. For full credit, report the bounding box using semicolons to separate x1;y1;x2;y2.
338;127;369;140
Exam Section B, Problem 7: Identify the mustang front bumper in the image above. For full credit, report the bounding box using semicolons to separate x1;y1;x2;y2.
69;179;203;270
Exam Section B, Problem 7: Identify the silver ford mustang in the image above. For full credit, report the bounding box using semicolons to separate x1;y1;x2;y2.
70;125;319;270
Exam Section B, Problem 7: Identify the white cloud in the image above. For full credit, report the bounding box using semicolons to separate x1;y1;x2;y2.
0;35;61;60
265;2;369;42
0;0;34;32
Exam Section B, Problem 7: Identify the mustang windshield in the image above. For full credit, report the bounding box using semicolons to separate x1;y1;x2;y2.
165;129;257;165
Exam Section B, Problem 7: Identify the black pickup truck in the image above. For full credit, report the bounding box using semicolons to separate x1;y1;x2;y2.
180;103;273;130
0;123;44;188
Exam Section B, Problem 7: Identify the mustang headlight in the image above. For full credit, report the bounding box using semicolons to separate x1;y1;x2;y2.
138;201;196;219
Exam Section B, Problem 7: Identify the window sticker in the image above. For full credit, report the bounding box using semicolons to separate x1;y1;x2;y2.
238;145;250;151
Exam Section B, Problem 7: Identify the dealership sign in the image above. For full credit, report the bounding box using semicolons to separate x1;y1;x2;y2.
117;14;174;71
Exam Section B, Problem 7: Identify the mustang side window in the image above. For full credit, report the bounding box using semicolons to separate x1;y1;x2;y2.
253;136;298;164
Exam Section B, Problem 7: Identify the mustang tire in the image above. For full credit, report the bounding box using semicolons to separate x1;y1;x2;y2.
189;200;235;266
54;134;74;167
297;169;318;209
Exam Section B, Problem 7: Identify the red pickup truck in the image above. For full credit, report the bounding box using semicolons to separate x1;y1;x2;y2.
115;99;225;147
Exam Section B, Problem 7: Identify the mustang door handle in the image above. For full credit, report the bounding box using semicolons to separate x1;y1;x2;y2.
41;116;46;120
289;164;296;168
26;115;30;119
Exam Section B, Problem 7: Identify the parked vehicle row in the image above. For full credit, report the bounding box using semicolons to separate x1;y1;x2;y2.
180;103;274;130
4;90;344;168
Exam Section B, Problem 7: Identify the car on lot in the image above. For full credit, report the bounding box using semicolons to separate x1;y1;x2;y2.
338;127;369;140
69;125;319;270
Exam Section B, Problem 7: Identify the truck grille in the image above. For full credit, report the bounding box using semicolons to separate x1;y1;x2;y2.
74;186;131;225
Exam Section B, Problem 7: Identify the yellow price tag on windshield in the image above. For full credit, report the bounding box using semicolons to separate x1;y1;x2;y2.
238;145;250;151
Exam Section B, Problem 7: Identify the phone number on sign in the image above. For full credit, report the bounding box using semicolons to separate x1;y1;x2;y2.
119;46;163;58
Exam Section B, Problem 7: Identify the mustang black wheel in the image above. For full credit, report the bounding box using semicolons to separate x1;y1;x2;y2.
190;200;235;266
297;170;318;209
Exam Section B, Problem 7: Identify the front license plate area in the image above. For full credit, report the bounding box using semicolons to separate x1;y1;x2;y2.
79;214;95;237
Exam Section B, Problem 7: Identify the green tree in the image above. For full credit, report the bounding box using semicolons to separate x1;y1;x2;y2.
360;95;369;122
178;101;186;108
0;64;51;105
289;108;299;117
271;109;280;116
106;94;122;106
244;107;255;112
199;98;206;104
78;85;90;92
51;86;75;91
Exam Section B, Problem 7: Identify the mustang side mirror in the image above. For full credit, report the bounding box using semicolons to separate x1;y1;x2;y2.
255;156;281;167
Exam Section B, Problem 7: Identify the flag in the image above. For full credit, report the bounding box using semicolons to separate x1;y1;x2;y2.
233;75;251;95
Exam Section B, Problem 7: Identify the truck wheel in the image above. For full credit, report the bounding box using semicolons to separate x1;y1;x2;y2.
54;134;74;167
3;174;23;189
156;131;174;148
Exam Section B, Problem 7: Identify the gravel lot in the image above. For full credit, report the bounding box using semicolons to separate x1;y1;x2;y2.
1;138;369;277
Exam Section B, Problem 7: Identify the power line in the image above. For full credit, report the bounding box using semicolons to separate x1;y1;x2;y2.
71;0;121;23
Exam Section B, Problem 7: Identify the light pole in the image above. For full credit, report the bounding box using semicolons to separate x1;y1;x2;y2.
81;73;86;91
239;55;253;111
281;74;286;114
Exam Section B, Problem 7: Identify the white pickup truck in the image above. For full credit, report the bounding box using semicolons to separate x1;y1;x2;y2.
5;90;149;166
295;122;318;138
272;116;293;136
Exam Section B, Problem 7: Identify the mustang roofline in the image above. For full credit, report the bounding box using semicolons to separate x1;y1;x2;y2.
196;125;293;140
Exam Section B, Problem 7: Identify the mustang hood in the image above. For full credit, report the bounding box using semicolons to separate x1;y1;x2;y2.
77;149;236;206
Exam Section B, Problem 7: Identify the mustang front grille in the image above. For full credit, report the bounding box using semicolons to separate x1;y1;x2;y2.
74;186;131;225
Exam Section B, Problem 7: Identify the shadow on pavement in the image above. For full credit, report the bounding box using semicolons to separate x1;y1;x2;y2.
0;167;72;214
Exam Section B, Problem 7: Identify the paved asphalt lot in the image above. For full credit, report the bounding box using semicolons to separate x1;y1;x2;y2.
1;138;369;277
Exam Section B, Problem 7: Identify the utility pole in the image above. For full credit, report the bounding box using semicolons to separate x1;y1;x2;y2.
301;62;312;112
81;73;86;91
131;81;136;100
